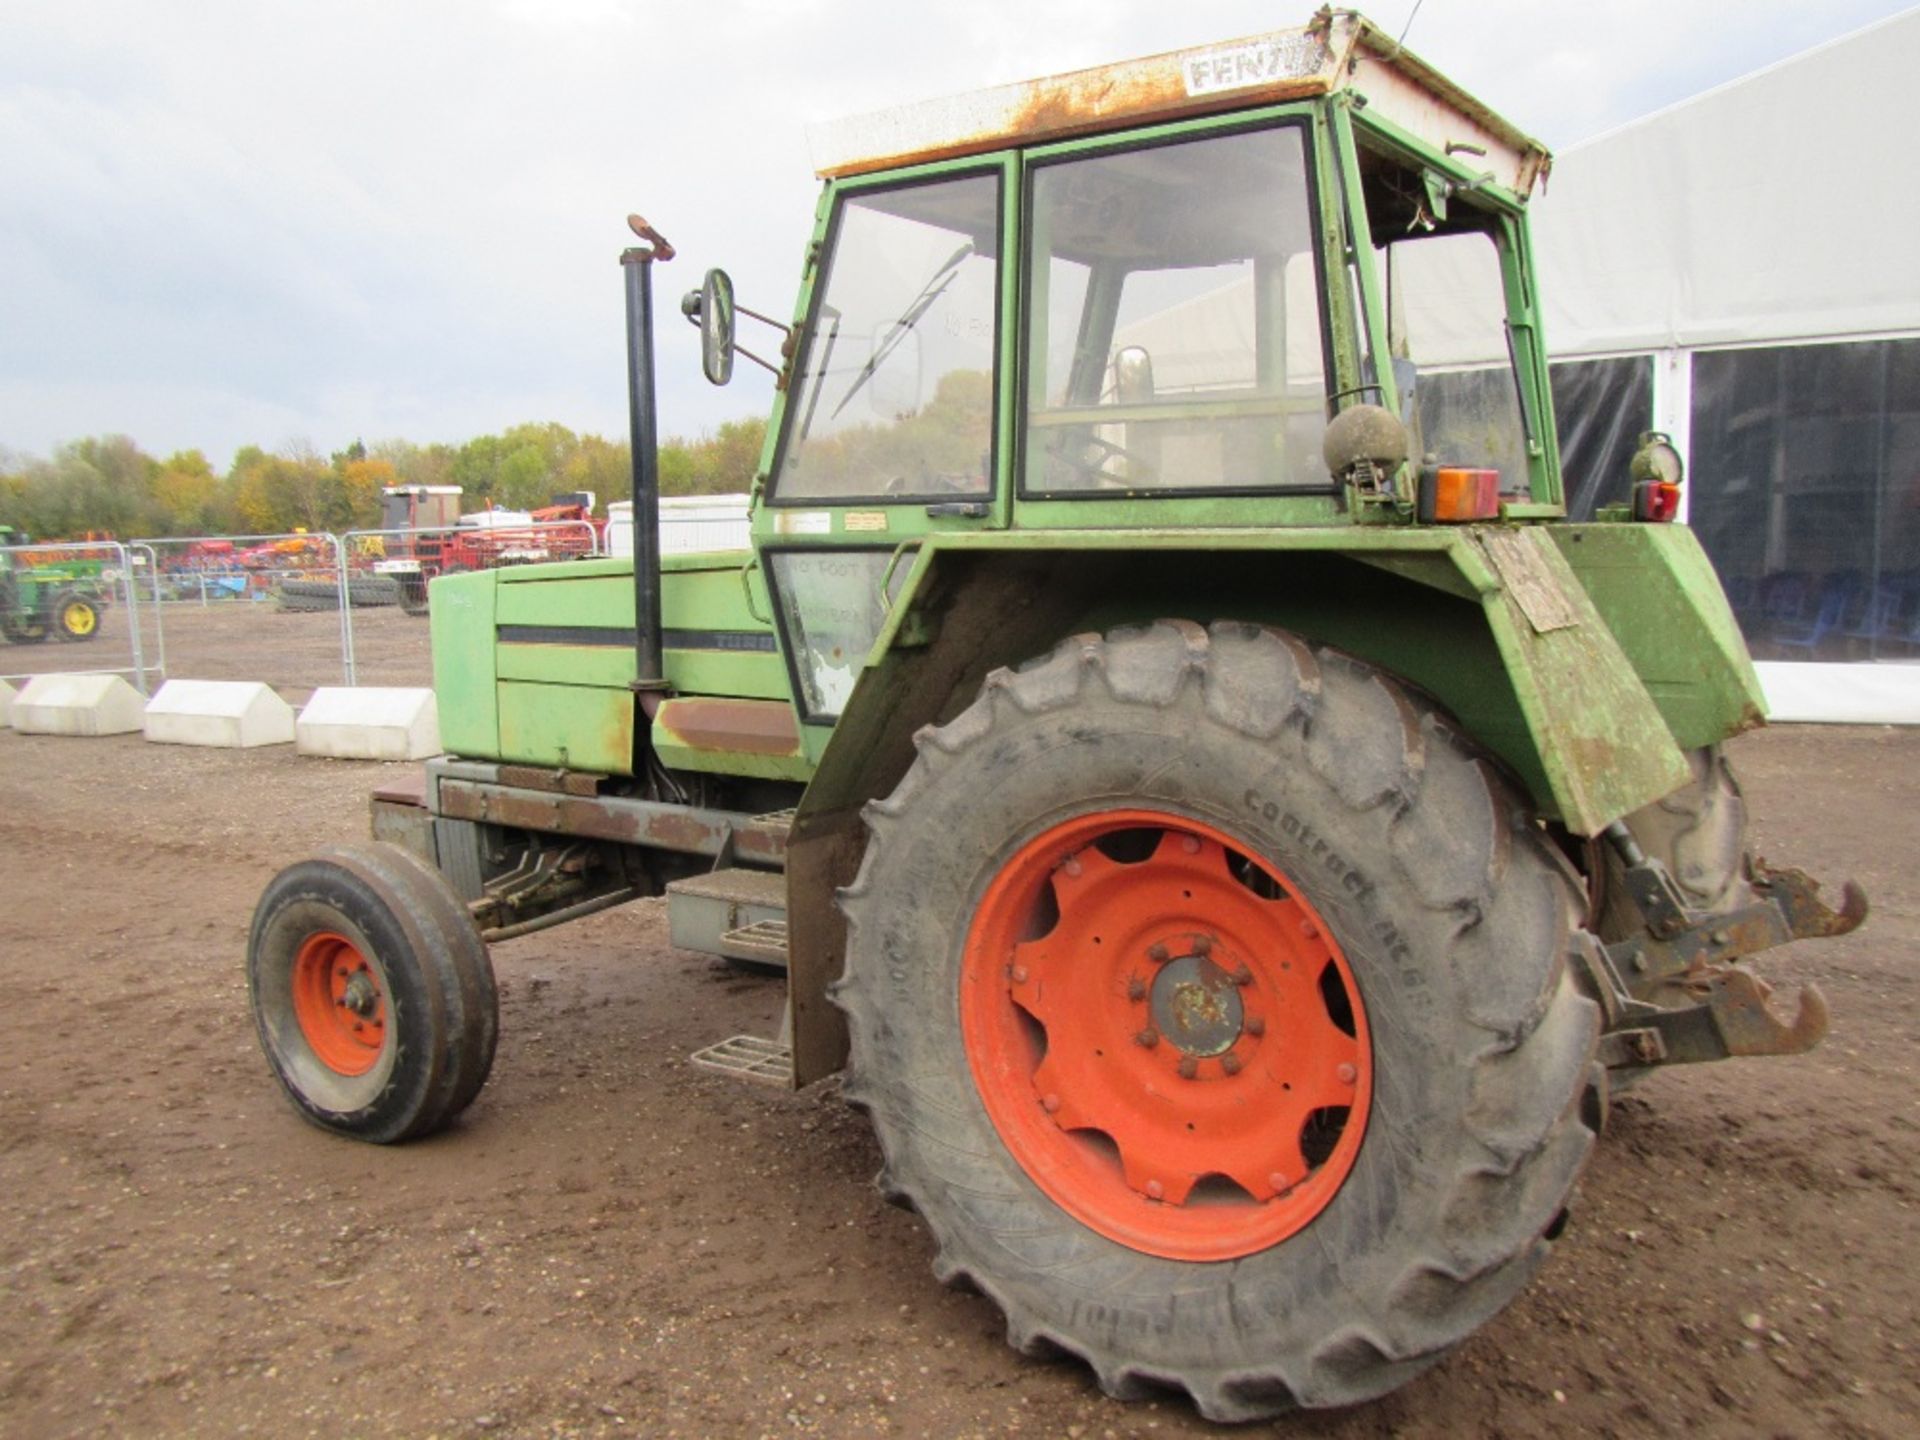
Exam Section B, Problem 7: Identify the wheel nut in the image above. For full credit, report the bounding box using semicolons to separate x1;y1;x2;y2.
1127;976;1147;1001
1147;943;1170;963
1300;919;1319;939
1220;1054;1242;1076
1062;857;1083;878
1228;963;1252;987
1336;1062;1357;1086
1041;1093;1061;1114
1268;1172;1289;1193
1010;965;1029;984
1246;1016;1266;1038
1177;1056;1199;1079
1192;935;1213;956
1134;1028;1159;1049
1145;1179;1165;1200
1181;836;1200;855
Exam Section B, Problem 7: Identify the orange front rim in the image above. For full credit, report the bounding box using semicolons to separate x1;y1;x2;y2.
291;931;388;1077
961;810;1372;1262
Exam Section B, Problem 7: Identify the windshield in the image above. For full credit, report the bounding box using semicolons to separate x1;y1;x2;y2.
771;172;999;502
1022;123;1329;494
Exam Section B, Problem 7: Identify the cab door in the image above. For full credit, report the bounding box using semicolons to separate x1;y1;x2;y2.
751;151;1017;731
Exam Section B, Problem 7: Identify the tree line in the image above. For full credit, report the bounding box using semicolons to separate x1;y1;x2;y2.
0;419;768;541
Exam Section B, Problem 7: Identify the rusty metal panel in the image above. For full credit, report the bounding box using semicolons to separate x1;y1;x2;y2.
369;799;435;866
809;18;1344;178
1344;33;1551;195
1480;528;1579;634
808;11;1548;195
433;778;790;868
653;696;801;758
785;823;865;1088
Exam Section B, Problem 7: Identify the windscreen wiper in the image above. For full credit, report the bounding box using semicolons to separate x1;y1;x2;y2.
830;240;974;419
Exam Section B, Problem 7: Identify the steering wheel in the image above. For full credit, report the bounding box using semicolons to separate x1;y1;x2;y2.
1049;432;1153;490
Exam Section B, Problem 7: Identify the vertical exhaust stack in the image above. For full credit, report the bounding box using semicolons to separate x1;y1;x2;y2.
621;214;675;715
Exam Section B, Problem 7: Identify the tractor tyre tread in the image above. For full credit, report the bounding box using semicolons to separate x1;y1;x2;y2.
1599;746;1753;939
833;620;1601;1420
248;842;497;1143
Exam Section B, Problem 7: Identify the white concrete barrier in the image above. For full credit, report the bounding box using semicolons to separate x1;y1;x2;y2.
144;679;295;748
0;679;14;728
297;686;440;761
10;673;146;736
1755;661;1920;725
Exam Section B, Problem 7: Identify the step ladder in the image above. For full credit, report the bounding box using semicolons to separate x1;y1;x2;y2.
668;856;794;1083
665;866;788;971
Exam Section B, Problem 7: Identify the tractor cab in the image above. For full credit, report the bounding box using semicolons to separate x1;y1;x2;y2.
693;9;1562;743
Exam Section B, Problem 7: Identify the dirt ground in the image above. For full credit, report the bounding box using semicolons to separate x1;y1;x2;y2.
0;718;1915;1439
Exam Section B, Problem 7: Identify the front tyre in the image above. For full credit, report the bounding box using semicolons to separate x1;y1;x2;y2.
53;589;100;641
248;843;498;1143
835;622;1601;1419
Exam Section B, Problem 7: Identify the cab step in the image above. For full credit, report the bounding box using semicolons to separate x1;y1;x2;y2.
688;1033;791;1085
665;866;788;970
719;917;789;966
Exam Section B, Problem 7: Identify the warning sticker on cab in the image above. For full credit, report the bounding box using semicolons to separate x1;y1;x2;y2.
775;511;833;535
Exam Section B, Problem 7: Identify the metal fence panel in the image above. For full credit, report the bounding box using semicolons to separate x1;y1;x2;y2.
338;520;604;687
129;533;358;695
0;539;159;695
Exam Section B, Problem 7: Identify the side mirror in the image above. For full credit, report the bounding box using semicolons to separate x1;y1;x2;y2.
1113;346;1156;405
692;268;736;386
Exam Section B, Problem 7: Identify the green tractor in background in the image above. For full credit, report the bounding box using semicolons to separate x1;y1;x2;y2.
245;11;1868;1419
0;524;107;644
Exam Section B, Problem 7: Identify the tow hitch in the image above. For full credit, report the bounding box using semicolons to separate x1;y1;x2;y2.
1580;830;1867;1069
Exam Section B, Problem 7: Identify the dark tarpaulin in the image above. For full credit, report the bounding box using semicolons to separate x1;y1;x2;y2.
1552;355;1652;521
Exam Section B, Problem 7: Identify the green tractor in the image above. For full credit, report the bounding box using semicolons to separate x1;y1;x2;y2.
246;11;1866;1418
0;525;107;644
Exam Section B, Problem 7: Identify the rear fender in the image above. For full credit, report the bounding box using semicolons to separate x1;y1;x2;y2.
785;527;1759;1083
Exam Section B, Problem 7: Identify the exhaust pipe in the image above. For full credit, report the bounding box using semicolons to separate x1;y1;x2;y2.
621;215;675;714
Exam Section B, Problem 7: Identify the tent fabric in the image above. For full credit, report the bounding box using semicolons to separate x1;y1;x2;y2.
1533;8;1920;358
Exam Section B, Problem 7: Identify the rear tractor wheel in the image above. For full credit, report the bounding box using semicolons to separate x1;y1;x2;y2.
248;843;497;1143
835;621;1603;1419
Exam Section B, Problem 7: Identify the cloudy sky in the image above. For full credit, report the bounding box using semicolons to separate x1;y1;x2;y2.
1;0;1910;470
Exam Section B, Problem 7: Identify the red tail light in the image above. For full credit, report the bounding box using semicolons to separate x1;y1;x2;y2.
1634;480;1681;523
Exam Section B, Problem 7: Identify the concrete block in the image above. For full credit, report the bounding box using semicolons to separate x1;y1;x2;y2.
10;673;146;736
144;679;296;748
297;686;440;761
0;679;13;728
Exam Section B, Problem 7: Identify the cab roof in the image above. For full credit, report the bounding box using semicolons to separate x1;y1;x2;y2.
809;7;1550;197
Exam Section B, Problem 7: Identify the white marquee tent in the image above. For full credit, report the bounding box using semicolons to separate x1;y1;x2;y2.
1529;6;1920;723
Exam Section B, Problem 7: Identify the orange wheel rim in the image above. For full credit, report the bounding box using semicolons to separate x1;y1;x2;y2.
961;810;1372;1262
291;931;388;1077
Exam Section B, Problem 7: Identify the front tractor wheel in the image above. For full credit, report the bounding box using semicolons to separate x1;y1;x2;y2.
53;590;100;641
248;843;498;1143
834;622;1602;1419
